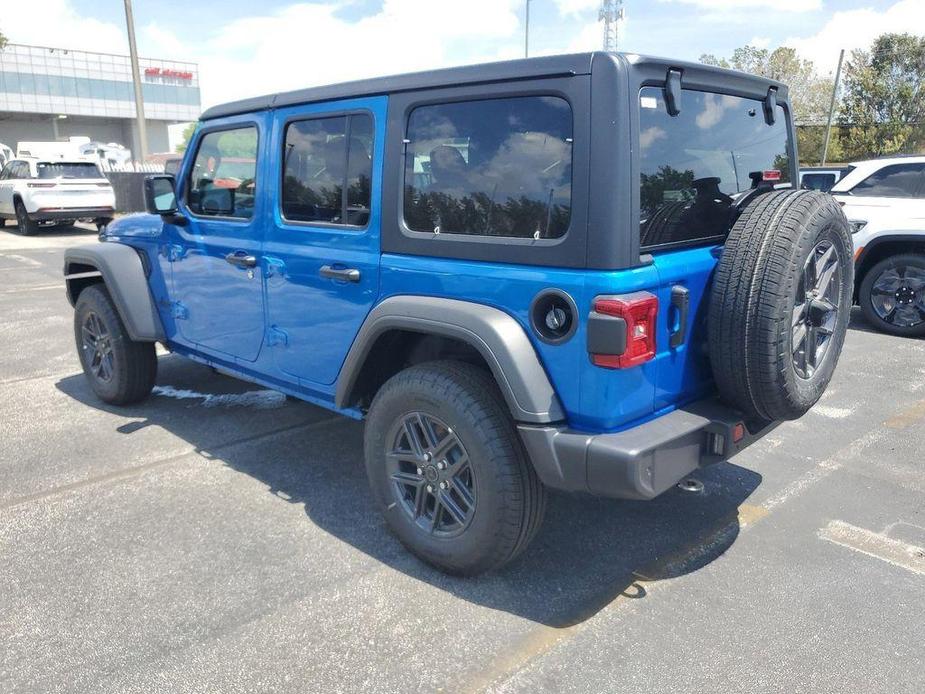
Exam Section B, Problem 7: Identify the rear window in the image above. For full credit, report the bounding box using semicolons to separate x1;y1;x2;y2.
801;172;837;192
403;95;573;239
639;87;791;249
36;162;103;179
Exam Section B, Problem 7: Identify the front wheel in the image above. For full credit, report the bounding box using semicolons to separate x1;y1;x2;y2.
364;361;546;575
74;284;158;404
859;253;925;337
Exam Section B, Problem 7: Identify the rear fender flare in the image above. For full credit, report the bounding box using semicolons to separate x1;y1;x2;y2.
335;296;565;424
64;242;165;342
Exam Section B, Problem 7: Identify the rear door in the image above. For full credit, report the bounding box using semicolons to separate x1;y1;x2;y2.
637;85;794;410
167;116;268;361
0;162;15;215
262;96;386;386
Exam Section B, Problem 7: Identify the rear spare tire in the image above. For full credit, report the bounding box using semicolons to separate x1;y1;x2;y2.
708;190;853;422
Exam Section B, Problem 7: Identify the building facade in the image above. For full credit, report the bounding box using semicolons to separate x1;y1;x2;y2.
0;43;200;159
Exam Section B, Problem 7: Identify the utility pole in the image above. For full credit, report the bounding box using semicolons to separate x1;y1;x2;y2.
599;0;624;52
524;0;531;58
821;48;845;166
123;0;148;161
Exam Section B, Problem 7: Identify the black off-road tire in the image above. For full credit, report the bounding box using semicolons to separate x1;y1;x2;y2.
859;253;925;337
14;200;39;236
708;190;853;422
364;361;546;575
74;284;157;405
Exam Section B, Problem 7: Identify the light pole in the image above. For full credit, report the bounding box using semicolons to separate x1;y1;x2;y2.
123;0;148;162
821;49;845;166
524;0;531;58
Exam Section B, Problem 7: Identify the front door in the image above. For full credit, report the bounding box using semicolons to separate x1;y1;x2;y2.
262;97;386;386
169;118;267;362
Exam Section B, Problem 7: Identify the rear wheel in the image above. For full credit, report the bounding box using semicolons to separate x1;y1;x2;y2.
14;200;38;236
859;253;925;337
364;361;546;575
74;284;157;405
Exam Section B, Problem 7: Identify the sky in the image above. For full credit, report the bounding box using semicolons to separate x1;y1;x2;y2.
2;0;924;143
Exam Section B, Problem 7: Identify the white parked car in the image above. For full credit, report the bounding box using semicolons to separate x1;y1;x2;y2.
831;155;925;337
0;158;116;235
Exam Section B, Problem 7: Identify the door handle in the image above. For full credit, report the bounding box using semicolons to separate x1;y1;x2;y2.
669;285;690;349
319;265;361;283
225;251;257;268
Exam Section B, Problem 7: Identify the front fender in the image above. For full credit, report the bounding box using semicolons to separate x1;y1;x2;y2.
336;296;565;424
64;242;165;342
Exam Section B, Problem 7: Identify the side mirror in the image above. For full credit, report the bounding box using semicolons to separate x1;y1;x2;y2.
144;175;178;215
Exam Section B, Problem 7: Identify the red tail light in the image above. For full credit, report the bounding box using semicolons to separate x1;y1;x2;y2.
590;292;658;369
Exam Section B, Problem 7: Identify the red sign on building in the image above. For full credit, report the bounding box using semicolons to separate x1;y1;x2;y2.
144;67;193;81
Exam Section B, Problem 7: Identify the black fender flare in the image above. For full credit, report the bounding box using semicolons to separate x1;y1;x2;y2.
64;243;165;342
335;296;565;424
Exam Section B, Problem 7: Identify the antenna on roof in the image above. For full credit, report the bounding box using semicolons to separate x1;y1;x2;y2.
599;0;625;52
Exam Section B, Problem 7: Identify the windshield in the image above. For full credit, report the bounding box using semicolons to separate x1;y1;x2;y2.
37;162;104;179
639;87;791;248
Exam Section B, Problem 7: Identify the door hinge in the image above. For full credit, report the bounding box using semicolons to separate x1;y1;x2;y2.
266;326;289;347
170;301;189;320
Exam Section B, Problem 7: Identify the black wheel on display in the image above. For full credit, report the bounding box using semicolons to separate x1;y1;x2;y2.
859;254;925;337
364;361;546;576
14;199;39;236
74;284;158;405
708;190;854;422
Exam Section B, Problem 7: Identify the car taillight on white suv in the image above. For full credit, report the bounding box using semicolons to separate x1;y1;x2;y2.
588;292;658;368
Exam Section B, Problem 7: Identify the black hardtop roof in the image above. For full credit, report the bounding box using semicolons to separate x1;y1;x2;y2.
200;51;786;121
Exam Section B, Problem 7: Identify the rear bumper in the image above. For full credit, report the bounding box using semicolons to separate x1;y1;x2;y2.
29;207;114;222
518;398;777;500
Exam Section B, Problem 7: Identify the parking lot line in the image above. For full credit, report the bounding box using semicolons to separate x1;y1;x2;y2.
819;520;925;576
0;415;342;512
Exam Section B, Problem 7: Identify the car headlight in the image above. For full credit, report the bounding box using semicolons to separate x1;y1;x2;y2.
848;220;867;234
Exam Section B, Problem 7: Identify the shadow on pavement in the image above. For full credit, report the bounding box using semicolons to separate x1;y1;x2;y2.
2;223;97;238
56;354;762;628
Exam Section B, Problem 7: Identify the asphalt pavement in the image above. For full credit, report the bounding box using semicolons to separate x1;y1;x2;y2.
1;223;923;693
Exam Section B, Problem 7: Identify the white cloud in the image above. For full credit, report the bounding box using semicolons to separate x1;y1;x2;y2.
661;0;821;11
555;0;601;16
1;0;127;53
748;36;771;49
785;0;925;76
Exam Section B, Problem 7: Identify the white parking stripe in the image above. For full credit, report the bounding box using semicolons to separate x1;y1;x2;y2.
819;520;925;576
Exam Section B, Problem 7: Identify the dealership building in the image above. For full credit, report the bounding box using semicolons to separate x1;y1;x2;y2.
0;43;200;158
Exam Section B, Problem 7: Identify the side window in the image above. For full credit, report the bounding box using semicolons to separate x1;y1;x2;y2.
638;87;791;249
281;113;373;227
0;163;10;180
403;96;573;239
851;164;925;198
14;162;30;179
187;126;258;219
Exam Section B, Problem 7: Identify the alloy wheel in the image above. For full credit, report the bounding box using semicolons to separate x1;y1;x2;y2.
869;264;925;328
385;412;476;537
81;311;115;382
792;240;841;379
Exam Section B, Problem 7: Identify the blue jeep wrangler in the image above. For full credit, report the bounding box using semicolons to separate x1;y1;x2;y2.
65;53;853;575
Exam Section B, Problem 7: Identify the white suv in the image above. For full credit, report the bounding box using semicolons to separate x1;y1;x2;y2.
0;158;116;235
831;155;925;336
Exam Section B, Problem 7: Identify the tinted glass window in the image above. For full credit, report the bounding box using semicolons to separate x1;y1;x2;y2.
37;162;103;179
15;162;30;179
282;113;373;227
403;96;572;239
0;163;10;179
801;172;837;192
187;126;258;219
639;87;791;248
851;164;924;198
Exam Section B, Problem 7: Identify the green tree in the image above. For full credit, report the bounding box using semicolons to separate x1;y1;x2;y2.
837;33;925;159
0;29;8;50
175;122;197;153
701;46;832;127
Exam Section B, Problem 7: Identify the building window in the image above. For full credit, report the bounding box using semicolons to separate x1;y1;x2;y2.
281;113;373;227
403;95;572;239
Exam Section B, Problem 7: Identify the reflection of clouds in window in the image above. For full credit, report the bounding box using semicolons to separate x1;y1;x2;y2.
695;93;739;130
640;126;666;150
480;132;570;200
